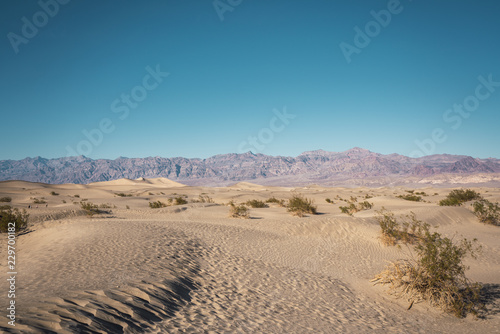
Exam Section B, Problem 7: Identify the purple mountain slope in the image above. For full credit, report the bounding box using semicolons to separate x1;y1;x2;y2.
0;148;499;186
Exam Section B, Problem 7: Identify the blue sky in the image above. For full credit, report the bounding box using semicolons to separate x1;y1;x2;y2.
1;0;499;160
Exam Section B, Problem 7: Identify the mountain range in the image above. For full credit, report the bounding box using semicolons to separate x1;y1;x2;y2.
1;148;499;187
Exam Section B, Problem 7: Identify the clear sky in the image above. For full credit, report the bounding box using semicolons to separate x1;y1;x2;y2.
1;0;499;160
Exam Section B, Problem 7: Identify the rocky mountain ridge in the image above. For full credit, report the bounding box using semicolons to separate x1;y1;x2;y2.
1;148;499;187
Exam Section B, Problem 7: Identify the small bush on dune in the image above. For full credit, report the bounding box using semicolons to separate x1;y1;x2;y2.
149;201;167;209
174;197;188;205
397;194;422;202
228;202;250;219
0;197;12;203
287;194;317;217
373;209;483;318
50;191;59;196
266;197;285;207
439;189;482;206
473;199;500;226
246;200;269;208
195;195;214;203
33;198;46;204
376;209;429;245
115;192;132;197
80;201;109;216
339;200;373;216
0;206;29;233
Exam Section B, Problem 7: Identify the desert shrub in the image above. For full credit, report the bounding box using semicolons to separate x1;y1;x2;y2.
50;191;59;196
325;198;332;203
287;194;317;217
397;194;422;202
246;199;269;208
405;190;415;194
80;201;107;216
228;203;249;219
197;195;214;203
149;201;166;209
439;189;482;206
33;198;46;204
0;207;29;233
350;196;358;203
0;197;12;203
373;209;483;317
266;197;285;207
339;203;357;216
415;191;428;196
472;199;500;226
376;209;430;245
74;194;80;198
115;192;132;197
359;201;373;210
365;194;373;199
174;197;188;205
126;205;130;209
0;205;12;210
340;200;373;216
373;233;482;317
62;200;66;203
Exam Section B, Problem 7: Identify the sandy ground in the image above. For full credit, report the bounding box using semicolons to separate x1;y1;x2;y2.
0;178;499;333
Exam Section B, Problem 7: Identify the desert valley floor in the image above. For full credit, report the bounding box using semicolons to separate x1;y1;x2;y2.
0;178;499;333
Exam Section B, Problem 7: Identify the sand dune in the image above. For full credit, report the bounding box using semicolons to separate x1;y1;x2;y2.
0;181;499;333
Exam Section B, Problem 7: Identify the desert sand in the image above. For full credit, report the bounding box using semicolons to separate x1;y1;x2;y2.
0;178;499;333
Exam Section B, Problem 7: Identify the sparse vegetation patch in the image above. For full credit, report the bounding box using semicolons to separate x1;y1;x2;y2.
245;200;269;208
472;199;500;226
287;194;317;217
0;206;28;233
373;209;483;318
439;189;482;206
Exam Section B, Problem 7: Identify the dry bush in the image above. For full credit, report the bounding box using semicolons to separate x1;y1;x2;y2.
149;201;166;209
80;201;109;216
0;206;28;233
439;189;482;206
174;197;188;205
246;199;269;208
287;194;317;217
0;196;12;203
376;209;430;245
228;202;250;219
373;209;483;318
473;199;500;226
266;197;285;207
397;194;422;202
339;200;373;216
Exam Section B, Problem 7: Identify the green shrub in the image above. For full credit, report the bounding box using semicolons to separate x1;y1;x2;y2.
373;210;483;318
325;198;332;203
0;196;12;202
50;191;59;196
472;199;500;226
126;205;130;210
266;197;285;207
245;200;269;208
397;194;423;202
0;207;29;233
287;194;317;217
195;195;214;203
229;203;250;219
33;198;46;204
174;197;188;205
339;201;373;216
74;194;80;198
439;189;482;206
115;192;132;197
80;201;107;216
149;201;166;209
376;209;429;245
